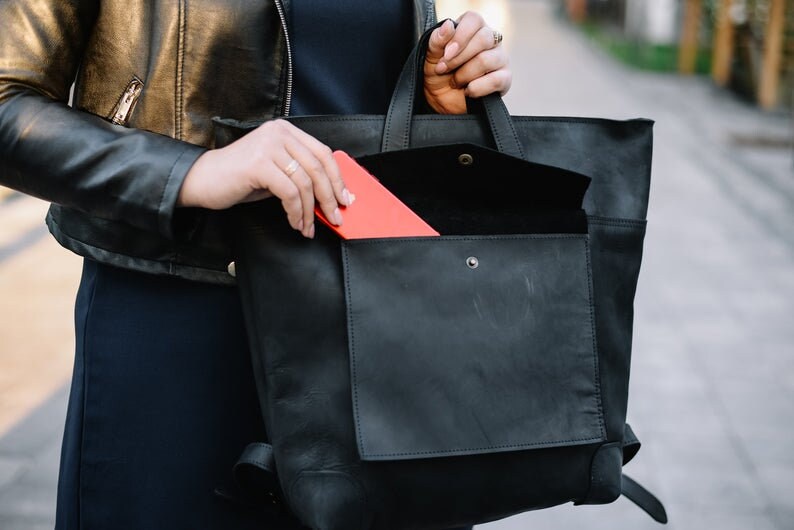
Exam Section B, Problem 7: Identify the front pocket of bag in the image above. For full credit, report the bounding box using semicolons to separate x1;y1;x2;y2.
342;234;606;461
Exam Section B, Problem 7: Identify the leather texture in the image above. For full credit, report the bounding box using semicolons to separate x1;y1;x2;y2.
343;235;603;459
622;475;669;524
382;29;524;160
0;0;436;285
220;23;662;530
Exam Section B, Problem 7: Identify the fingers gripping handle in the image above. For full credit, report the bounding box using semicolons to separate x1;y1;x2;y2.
381;21;525;159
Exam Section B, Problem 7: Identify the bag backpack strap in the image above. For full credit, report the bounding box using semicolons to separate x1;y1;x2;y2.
622;474;668;524
621;424;668;524
233;442;283;506
233;432;668;524
623;423;641;464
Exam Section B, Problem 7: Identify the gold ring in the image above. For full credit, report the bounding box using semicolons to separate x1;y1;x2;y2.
493;31;503;46
284;159;300;177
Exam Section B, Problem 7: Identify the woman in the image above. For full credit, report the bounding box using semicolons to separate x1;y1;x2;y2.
0;1;511;528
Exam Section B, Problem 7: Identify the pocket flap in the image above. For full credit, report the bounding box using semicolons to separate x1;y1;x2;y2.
342;235;606;461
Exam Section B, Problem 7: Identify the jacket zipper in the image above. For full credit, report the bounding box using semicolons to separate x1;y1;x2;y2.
111;78;144;125
274;0;293;116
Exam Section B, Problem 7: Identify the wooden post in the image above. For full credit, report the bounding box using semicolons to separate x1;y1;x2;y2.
566;0;587;23
758;0;786;109
679;0;703;74
712;0;735;86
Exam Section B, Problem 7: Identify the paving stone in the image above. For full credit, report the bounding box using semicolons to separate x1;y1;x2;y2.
664;509;779;530
772;507;794;530
478;500;662;530
0;457;26;491
716;384;794;441
0;384;68;459
0;515;56;530
756;465;794;514
0;482;57;521
0;387;64;523
13;438;62;489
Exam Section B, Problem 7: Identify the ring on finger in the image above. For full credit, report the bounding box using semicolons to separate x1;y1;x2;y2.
492;30;503;47
283;158;301;177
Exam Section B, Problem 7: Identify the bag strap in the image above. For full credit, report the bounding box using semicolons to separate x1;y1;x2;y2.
623;422;641;465
622;474;668;524
233;442;281;494
234;427;667;524
382;21;524;159
469;95;526;159
621;424;668;524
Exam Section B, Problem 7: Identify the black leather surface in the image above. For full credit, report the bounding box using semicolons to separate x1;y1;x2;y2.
214;114;652;222
383;20;525;160
220;24;658;530
226;168;650;528
232;209;603;528
343;235;604;459
355;143;589;235
622;475;669;524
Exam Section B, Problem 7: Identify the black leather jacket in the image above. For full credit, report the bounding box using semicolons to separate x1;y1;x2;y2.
0;0;436;284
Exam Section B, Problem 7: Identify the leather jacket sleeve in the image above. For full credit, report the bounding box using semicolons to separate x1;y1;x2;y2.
0;0;206;239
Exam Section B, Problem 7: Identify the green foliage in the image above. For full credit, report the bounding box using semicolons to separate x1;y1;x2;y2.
580;21;713;74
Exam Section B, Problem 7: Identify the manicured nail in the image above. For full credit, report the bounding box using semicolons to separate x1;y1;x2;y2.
342;188;352;206
348;193;356;205
297;219;304;231
333;208;343;226
436;61;448;74
308;223;315;239
443;42;459;62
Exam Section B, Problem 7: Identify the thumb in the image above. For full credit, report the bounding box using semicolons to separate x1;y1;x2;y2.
425;19;455;68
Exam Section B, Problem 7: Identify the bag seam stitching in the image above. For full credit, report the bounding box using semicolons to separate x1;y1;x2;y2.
584;237;606;439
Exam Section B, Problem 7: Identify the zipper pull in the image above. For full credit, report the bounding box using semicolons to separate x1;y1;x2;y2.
111;79;144;125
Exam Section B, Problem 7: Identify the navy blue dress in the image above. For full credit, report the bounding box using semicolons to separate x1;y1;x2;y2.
56;2;472;528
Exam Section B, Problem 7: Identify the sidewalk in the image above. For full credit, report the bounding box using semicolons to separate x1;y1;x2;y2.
0;386;67;530
1;1;792;528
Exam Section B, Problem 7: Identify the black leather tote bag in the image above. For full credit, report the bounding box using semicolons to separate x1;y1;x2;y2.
214;24;665;530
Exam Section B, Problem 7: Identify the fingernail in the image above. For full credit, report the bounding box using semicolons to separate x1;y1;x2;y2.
348;193;356;205
297;219;304;231
342;189;352;206
333;208;343;226
436;62;448;74
308;223;315;239
443;42;459;61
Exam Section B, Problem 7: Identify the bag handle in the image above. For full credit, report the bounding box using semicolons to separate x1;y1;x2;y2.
381;21;526;160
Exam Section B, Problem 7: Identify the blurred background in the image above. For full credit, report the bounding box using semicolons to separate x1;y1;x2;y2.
1;0;792;528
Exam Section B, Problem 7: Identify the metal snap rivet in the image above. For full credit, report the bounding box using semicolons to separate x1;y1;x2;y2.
458;153;474;166
466;256;479;269
227;261;237;277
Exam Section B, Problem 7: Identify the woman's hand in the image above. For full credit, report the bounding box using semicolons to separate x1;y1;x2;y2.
178;119;352;239
423;13;512;114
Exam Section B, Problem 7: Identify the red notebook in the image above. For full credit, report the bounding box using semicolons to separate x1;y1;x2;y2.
315;151;440;239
